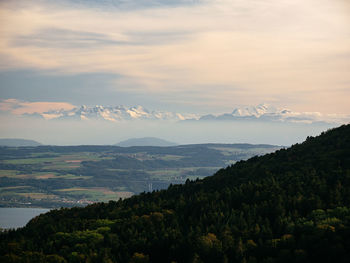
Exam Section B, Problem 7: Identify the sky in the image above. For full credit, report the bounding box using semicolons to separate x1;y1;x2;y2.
0;0;349;145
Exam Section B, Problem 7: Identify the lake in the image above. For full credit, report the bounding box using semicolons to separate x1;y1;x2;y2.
0;208;50;229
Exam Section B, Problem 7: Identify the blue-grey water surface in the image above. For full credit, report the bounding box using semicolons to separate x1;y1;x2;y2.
0;208;49;229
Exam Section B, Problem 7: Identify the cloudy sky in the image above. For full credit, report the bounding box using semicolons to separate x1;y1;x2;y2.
0;0;349;145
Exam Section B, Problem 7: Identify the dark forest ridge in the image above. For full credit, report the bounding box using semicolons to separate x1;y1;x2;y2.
1;124;349;262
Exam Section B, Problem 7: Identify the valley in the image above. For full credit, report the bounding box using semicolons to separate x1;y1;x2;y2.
0;143;281;208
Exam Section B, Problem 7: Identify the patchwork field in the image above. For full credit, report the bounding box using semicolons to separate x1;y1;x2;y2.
0;143;281;207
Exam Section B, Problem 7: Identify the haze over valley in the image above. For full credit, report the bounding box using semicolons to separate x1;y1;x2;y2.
0;102;344;146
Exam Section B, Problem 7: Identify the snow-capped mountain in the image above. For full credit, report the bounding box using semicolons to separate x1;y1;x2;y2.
198;104;348;124
11;101;349;124
40;105;198;122
231;103;277;117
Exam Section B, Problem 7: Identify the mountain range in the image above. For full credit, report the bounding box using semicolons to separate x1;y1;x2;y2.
25;103;349;124
198;104;347;124
37;105;197;122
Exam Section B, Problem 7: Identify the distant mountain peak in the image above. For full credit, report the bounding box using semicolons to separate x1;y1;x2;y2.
116;137;177;147
0;138;41;147
231;104;278;117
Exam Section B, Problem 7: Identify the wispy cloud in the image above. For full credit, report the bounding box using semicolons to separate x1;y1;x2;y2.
13;28;124;49
0;0;349;113
12;28;192;49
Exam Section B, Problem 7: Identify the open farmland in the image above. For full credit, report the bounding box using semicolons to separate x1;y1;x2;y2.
0;144;281;207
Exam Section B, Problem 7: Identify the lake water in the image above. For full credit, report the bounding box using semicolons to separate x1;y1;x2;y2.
0;208;50;229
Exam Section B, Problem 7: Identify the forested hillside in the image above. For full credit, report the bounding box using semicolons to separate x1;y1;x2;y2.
1;124;350;263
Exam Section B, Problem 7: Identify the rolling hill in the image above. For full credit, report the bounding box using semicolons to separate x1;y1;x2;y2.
1;124;350;263
116;137;177;147
0;139;41;147
0;143;280;208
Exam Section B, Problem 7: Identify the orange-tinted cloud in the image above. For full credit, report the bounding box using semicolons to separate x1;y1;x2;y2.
0;99;76;117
